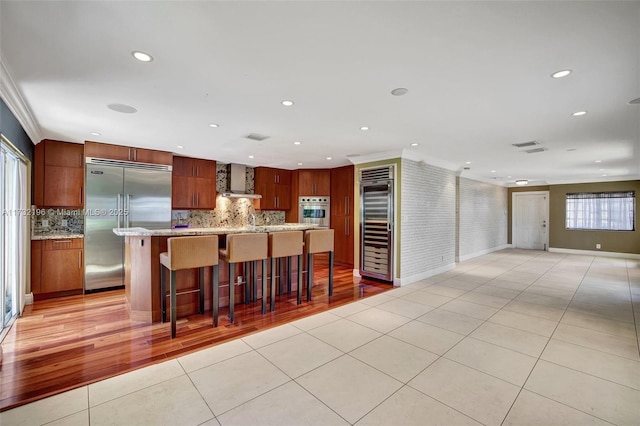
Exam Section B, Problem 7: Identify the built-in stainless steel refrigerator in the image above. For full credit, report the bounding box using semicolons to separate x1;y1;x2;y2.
359;165;394;282
84;158;172;292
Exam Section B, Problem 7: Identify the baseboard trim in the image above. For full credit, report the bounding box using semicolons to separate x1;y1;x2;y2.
548;247;640;260
458;244;512;262
395;263;456;287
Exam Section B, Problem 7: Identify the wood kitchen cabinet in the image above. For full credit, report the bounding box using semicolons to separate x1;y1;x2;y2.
331;165;354;266
254;167;291;210
172;156;217;209
84;141;173;165
299;170;330;196
34;139;84;208
31;238;84;299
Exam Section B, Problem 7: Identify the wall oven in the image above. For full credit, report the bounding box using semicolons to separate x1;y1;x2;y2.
299;196;330;228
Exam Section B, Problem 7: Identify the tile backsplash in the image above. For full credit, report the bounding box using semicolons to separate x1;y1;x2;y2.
31;208;84;234
172;195;285;228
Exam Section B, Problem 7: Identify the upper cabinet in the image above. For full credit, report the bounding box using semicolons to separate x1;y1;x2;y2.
173;157;216;179
34;139;84;208
85;141;172;165
172;156;217;209
299;170;330;196
254;167;291;210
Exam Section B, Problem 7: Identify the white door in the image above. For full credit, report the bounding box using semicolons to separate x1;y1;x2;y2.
513;192;549;250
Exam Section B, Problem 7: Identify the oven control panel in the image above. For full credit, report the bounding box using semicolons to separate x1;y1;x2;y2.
299;197;330;204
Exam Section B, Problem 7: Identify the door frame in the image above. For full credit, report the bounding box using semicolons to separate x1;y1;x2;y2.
512;191;550;250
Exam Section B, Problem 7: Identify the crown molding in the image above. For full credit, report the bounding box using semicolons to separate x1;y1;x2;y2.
347;148;461;173
346;149;403;165
0;54;41;144
400;148;460;172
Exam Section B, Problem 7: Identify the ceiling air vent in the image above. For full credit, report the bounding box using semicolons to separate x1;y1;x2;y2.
512;141;539;148
525;147;547;154
245;133;270;141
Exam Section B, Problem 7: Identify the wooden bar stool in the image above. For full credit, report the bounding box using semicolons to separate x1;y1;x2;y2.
160;235;219;338
268;231;303;311
218;233;268;323
303;229;335;302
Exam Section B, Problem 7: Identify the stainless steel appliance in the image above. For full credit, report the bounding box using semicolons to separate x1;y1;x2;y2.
360;166;394;282
84;158;172;292
299;196;330;228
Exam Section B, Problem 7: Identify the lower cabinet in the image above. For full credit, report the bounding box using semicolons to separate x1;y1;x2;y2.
32;238;84;298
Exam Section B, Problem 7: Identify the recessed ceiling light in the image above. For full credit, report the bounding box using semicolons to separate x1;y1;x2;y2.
177;145;184;149
595;160;602;163
360;126;369;131
507;175;512;178
515;179;529;186
90;132;101;136
599;168;605;171
491;170;497;173
602;174;607;177
410;143;419;147
131;51;153;62
209;123;219;128
551;69;571;78
281;100;294;106
391;88;408;96
326;157;332;160
248;155;254;159
293;141;301;145
465;161;471;165
572;111;587;116
107;103;137;114
298;162;303;166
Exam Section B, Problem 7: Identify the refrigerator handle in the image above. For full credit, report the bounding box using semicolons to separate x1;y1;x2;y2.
126;194;132;228
117;194;123;228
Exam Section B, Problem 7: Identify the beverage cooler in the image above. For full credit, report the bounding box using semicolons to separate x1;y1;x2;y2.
359;166;394;282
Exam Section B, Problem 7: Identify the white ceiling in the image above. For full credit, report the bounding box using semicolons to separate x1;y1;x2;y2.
1;1;639;186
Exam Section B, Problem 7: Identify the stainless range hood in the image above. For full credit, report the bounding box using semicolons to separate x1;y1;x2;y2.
221;163;262;199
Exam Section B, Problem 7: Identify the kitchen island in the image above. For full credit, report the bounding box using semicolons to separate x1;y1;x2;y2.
113;224;317;323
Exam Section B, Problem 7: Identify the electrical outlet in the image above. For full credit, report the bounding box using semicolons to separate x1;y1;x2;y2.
61;219;68;227
596;243;601;249
237;276;243;284
41;219;49;227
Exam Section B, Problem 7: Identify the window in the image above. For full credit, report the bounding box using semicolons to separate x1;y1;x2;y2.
566;191;635;231
1;135;28;340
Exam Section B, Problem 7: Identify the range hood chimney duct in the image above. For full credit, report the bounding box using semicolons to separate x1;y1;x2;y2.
221;163;261;199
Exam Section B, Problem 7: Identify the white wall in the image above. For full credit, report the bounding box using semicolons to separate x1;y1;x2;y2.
399;159;456;285
458;177;508;260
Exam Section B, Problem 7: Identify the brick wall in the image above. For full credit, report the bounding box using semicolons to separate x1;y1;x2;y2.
400;159;456;282
458;177;508;259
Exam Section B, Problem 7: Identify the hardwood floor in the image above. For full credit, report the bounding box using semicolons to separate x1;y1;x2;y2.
0;262;392;411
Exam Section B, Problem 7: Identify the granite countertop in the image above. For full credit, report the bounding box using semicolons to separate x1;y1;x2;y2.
32;232;84;240
113;223;319;237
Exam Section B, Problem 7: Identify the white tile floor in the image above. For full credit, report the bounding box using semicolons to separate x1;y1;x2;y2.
2;249;639;426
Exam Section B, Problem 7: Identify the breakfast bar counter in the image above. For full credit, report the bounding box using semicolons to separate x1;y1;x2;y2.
113;224;317;323
113;223;316;237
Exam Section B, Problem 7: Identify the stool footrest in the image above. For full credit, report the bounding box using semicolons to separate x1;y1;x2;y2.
173;288;202;296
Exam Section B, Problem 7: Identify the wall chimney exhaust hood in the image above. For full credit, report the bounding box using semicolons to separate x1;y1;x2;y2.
221;163;262;199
